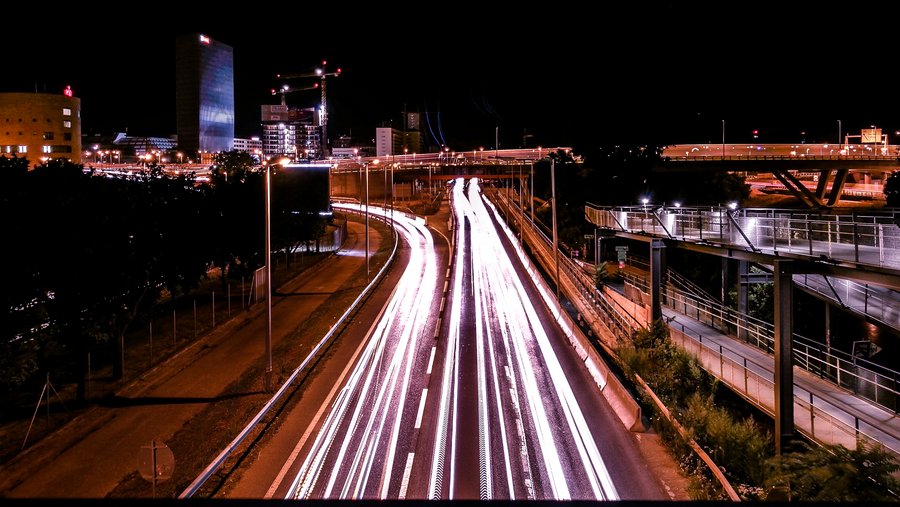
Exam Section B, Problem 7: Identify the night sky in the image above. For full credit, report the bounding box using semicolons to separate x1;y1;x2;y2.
4;4;899;153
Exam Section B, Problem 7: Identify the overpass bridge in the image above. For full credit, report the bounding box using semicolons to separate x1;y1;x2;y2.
659;143;900;207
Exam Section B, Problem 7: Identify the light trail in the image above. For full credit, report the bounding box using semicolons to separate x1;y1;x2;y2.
427;178;620;500
285;203;438;499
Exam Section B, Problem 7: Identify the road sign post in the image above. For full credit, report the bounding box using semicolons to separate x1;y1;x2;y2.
139;440;174;497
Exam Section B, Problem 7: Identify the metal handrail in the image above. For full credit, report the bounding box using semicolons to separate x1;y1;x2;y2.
668;326;900;462
586;204;900;270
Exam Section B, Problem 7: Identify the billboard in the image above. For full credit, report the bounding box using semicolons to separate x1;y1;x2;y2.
861;128;882;144
273;163;331;215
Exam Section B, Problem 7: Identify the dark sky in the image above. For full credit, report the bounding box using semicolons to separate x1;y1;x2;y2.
4;4;899;153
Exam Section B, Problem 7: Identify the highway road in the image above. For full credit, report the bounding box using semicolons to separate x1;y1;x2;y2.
270;180;666;500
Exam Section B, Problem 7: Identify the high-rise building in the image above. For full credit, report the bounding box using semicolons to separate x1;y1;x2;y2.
261;105;320;159
0;89;81;168
376;125;423;157
175;33;234;161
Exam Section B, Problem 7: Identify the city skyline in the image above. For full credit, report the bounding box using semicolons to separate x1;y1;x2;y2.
3;7;900;152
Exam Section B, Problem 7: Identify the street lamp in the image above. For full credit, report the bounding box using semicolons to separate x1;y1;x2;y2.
551;156;560;301
721;119;725;159
366;159;377;279
263;157;291;392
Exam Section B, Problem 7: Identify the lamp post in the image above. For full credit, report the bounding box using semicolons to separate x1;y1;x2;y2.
721;119;725;159
263;161;273;392
551;156;560;300
530;161;535;225
366;160;374;280
263;157;292;392
838;120;842;151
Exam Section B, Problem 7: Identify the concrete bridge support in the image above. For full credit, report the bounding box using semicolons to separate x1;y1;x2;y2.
650;239;666;322
774;259;795;454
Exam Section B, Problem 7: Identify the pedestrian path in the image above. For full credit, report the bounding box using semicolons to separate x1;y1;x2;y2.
662;304;900;458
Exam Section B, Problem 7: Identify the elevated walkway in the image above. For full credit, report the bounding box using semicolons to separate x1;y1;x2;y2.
498;193;900;460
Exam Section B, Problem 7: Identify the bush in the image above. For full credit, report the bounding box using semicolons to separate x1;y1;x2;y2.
766;439;900;501
680;393;772;495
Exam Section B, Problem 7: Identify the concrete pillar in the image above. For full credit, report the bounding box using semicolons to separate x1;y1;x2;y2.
650;239;665;321
737;260;749;341
824;303;831;354
774;259;794;455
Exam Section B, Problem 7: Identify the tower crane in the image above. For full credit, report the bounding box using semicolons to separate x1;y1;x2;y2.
277;60;341;156
271;83;318;106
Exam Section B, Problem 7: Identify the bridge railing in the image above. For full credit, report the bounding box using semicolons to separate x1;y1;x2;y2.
586;204;900;270
795;273;899;330
619;270;900;413
669;324;900;462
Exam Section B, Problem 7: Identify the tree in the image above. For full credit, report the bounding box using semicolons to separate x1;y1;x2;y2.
593;261;611;289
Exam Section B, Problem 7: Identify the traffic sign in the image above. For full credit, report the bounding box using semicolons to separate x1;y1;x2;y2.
138;440;175;497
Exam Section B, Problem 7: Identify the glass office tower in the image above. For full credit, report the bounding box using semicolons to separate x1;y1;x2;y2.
175;34;234;159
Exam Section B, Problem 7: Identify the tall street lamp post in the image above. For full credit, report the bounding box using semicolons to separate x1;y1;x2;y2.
263;161;273;391
551;156;559;300
365;163;369;279
263;157;292;392
721;119;726;159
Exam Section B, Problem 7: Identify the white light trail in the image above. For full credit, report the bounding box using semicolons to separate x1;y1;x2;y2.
440;179;620;500
286;203;438;499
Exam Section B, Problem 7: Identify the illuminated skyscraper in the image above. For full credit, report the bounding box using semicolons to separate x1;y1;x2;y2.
175;33;234;160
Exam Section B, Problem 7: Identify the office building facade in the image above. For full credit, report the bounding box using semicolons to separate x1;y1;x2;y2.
0;91;81;167
175;33;234;160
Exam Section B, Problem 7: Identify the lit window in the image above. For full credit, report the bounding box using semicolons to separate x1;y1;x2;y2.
4;146;9;153
42;145;51;153
18;145;27;153
63;120;71;128
62;108;71;116
43;132;54;140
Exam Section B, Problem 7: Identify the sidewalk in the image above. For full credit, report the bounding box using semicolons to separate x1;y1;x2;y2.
0;218;386;498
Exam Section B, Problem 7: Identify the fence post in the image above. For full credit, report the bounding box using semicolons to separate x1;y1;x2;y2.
810;392;815;436
719;344;724;377
744;357;748;393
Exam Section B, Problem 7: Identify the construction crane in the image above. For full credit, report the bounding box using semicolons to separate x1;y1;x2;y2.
270;83;318;106
277;60;341;156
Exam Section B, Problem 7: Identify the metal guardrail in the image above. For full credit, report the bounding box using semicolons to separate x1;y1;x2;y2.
180;207;399;498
